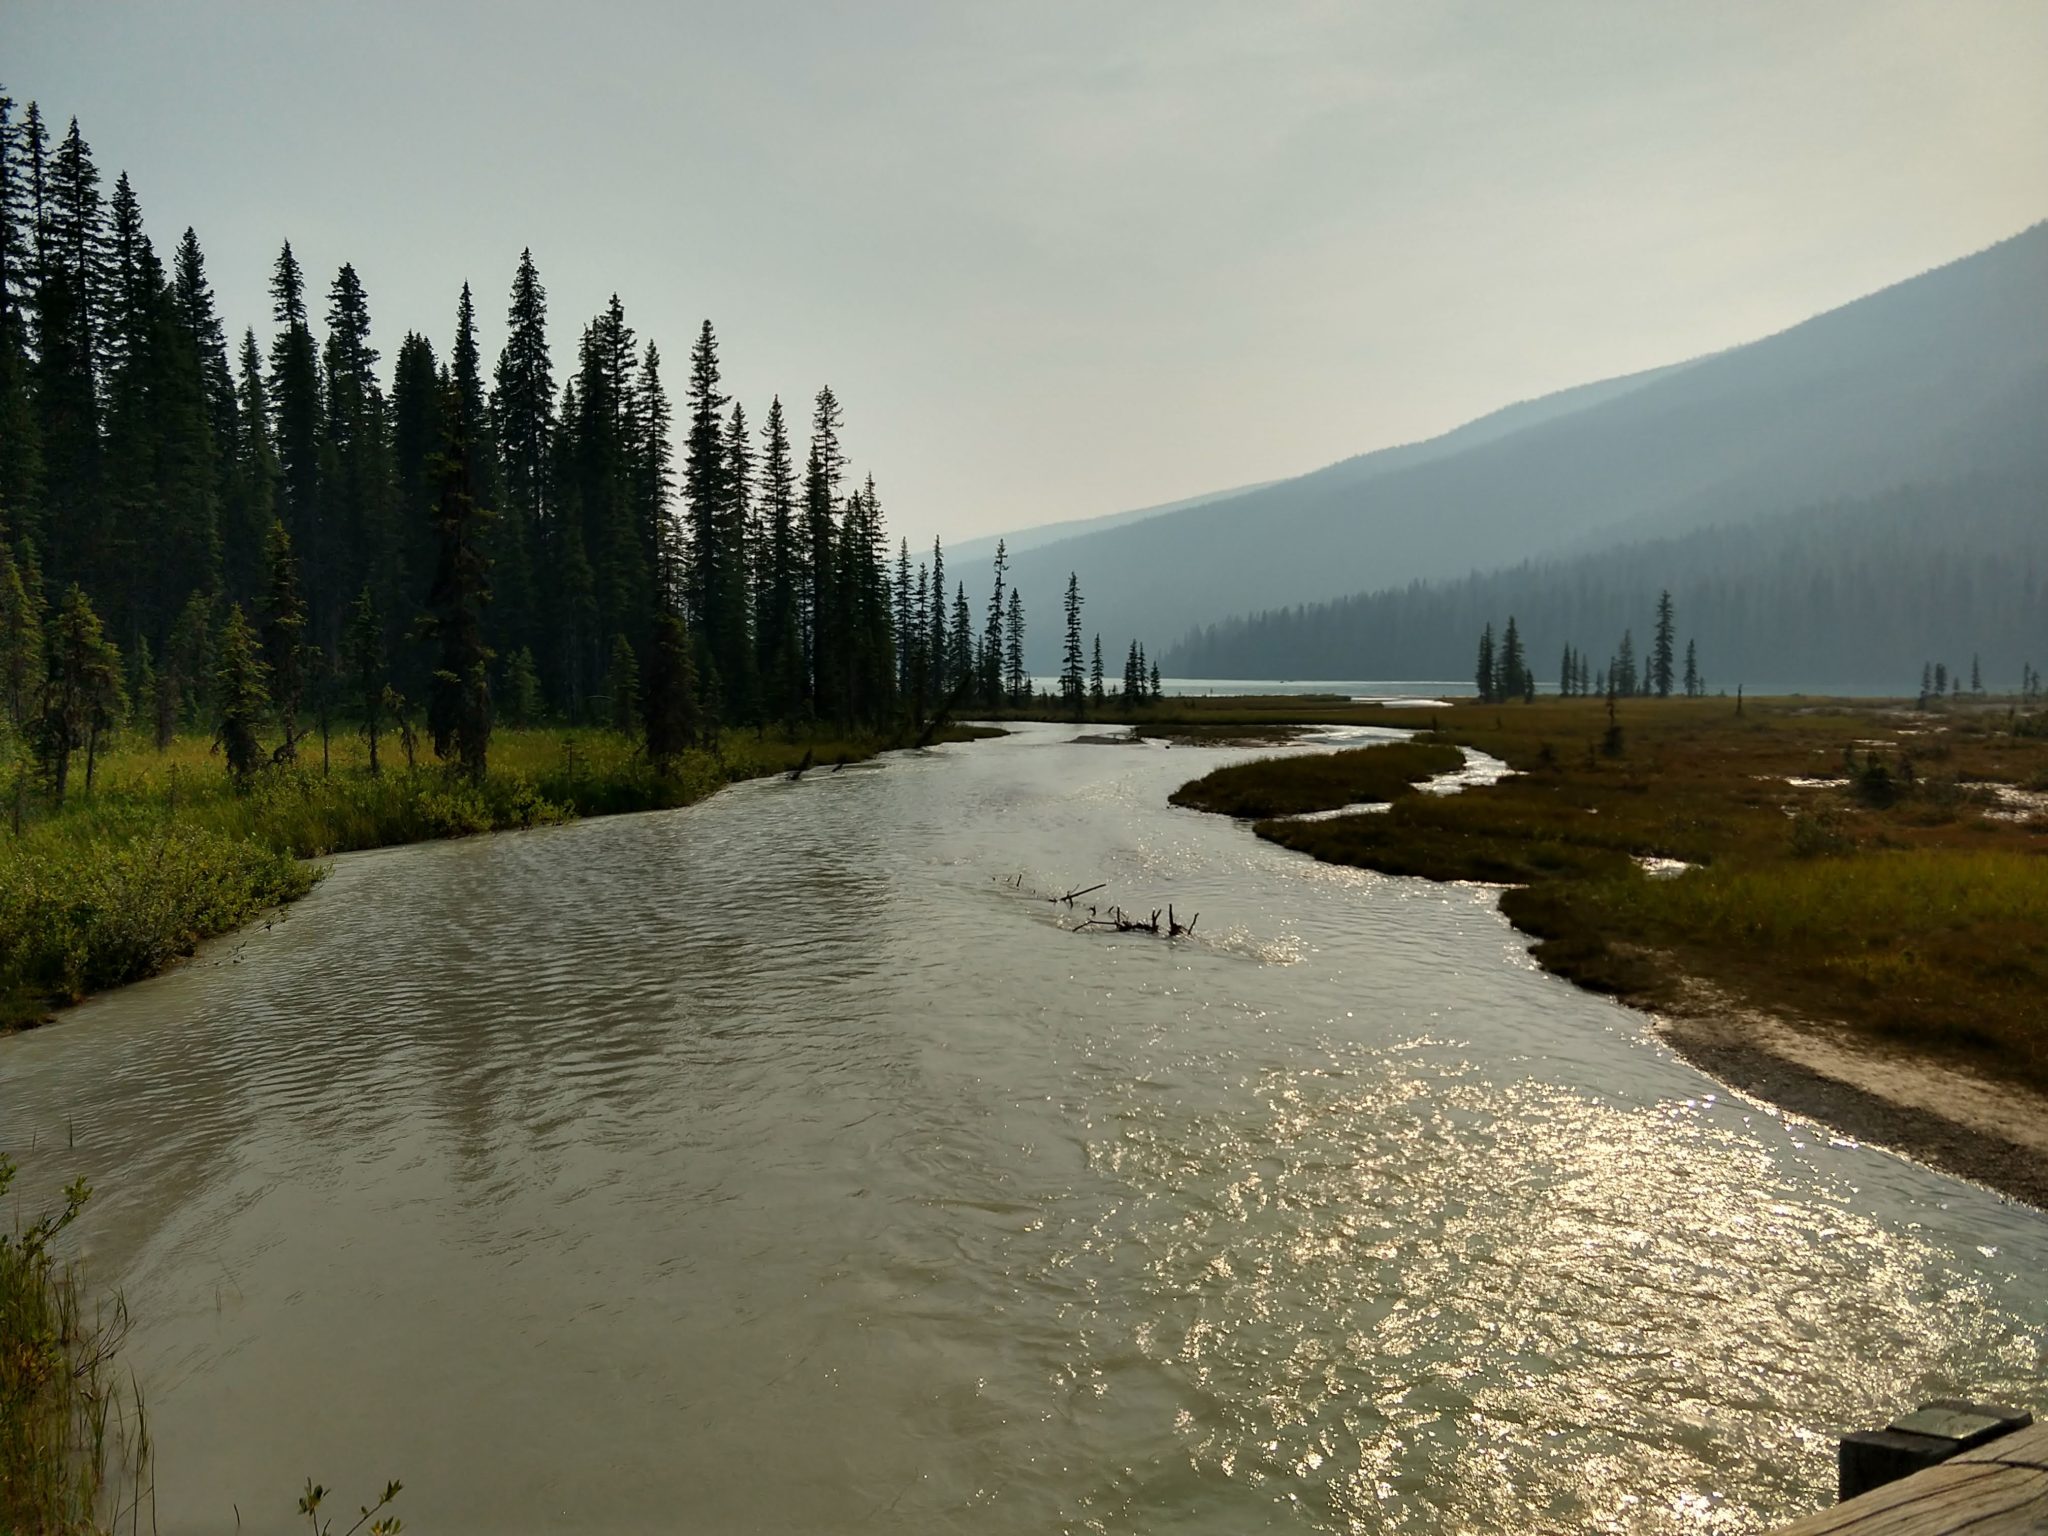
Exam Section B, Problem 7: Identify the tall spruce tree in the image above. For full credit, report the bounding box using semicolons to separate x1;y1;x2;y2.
258;519;306;759
1005;587;1026;704
422;392;493;777
267;244;323;619
212;602;267;782
1652;589;1676;698
754;396;801;720
1060;571;1085;719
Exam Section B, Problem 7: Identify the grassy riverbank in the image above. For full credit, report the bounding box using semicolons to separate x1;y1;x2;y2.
1216;696;2047;1095
0;724;995;1032
1169;739;1463;816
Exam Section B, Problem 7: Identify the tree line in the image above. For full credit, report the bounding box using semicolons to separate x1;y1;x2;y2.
0;91;1165;801
1163;474;2045;693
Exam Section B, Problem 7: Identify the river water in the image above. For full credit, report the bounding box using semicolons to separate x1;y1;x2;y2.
3;723;2042;1534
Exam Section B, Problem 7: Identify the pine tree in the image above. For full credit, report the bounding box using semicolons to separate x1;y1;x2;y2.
320;261;393;652
802;386;844;713
1475;624;1495;703
1615;629;1638;697
1499;616;1526;703
643;610;699;764
422;395;493;776
168;588;213;729
259;520;306;758
1652;589;1676;697
1060;571;1085;720
1684;639;1701;699
0;541;41;726
983;539;1008;708
1122;640;1142;710
492;248;553;688
501;646;541;729
713;394;757;720
606;632;641;733
225;329;278;607
1971;654;1983;695
949;582;972;697
754;396;801;720
1005;587;1026;704
38;583;124;804
1090;633;1105;704
1149;659;1162;700
344;585;386;774
268;244;323;610
928;538;947;694
34;118;107;592
212;601;268;782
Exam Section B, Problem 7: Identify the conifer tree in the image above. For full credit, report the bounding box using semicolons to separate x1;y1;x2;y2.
492;248;553;682
319;261;393;650
259;520;306;759
1652;589;1676;698
1123;639;1142;709
1060;571;1085;719
1090;633;1105;704
38;583;124;804
0;542;40;726
268;245;322;594
1149;659;1162;700
643;610;699;764
1499;616;1526;703
1005;587;1026;704
501;647;541;729
168;588;214;728
422;396;493;777
1615;629;1638;697
212;601;267;782
803;386;844;712
983;539;1008;707
1684;639;1701;699
754;396;801;721
226;329;278;607
1475;624;1495;703
344;585;387;774
928;537;947;692
713;394;757;720
34;118;107;591
949;582;972;697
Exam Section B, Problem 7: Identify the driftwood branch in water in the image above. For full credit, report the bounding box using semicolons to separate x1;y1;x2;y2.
787;748;814;782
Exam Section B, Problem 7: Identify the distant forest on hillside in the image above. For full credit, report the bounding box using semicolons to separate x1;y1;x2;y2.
1164;474;2047;691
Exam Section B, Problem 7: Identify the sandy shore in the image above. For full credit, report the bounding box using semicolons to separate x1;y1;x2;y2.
1645;967;2048;1211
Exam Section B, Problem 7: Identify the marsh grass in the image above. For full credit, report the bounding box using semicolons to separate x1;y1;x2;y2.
1;723;995;1031
1199;695;2048;1088
1170;740;1463;817
0;1158;150;1536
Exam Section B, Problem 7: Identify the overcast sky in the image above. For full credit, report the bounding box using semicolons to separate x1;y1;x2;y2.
9;2;2046;549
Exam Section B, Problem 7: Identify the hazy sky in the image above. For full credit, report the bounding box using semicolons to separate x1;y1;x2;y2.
9;2;2046;549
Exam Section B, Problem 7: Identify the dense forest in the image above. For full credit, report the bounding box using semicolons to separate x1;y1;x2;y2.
0;92;1103;797
1165;473;2047;692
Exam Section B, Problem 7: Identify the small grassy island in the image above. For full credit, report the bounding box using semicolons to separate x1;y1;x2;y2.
1162;691;2048;1204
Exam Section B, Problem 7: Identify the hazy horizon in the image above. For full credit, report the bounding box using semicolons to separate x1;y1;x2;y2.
10;2;2046;550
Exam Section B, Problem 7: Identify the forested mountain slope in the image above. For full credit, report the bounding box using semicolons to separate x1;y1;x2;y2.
998;222;2048;667
1164;467;2048;690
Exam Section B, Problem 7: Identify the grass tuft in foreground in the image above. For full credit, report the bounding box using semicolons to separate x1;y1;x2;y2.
0;1157;150;1535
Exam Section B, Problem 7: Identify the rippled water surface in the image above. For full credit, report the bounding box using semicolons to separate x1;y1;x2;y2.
4;723;2043;1533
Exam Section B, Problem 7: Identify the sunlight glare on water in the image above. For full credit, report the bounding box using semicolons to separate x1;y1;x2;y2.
2;723;2041;1534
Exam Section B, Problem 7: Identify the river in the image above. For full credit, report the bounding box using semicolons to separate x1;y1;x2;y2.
3;722;2042;1533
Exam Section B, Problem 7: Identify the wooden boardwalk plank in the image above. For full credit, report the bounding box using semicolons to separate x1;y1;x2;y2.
1773;1430;2048;1534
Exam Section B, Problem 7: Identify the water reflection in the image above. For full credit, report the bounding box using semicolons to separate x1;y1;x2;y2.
2;722;2041;1534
